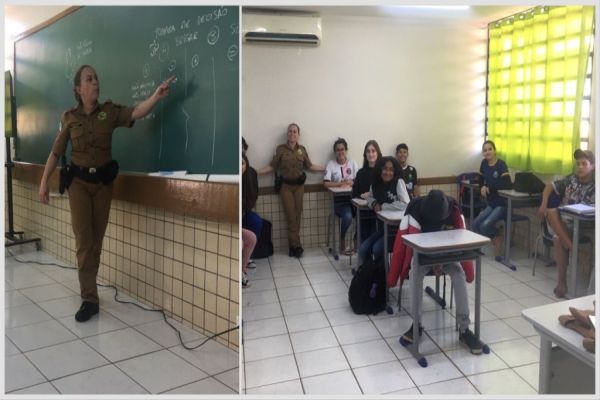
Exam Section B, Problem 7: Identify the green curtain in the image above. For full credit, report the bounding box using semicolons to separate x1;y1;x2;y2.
487;6;594;175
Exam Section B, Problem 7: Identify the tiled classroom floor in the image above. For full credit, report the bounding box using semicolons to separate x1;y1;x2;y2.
242;245;568;395
5;249;238;395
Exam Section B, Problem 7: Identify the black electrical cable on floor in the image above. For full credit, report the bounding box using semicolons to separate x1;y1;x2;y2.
7;251;239;350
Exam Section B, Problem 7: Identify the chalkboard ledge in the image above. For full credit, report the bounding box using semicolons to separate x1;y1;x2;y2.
12;162;238;224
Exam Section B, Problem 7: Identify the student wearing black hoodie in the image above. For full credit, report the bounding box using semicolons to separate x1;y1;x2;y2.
352;140;382;245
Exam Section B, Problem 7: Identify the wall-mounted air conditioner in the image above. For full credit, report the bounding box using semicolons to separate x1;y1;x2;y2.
243;12;322;45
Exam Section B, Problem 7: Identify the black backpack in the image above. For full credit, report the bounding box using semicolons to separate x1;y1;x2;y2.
348;259;386;315
514;172;545;194
251;219;273;259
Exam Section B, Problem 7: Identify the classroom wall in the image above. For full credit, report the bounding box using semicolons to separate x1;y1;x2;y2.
243;12;489;186
7;178;239;350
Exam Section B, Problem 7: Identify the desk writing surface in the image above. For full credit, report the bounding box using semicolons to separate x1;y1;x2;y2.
14;6;239;175
498;190;542;200
522;295;595;366
376;210;405;223
328;186;352;194
402;230;490;253
351;198;368;208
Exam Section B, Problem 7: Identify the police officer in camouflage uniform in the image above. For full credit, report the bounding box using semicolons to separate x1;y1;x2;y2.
39;65;175;322
259;123;324;257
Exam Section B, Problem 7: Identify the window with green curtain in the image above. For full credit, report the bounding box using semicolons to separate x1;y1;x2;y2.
487;6;594;175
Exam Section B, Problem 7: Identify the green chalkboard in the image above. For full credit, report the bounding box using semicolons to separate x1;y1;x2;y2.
14;6;239;174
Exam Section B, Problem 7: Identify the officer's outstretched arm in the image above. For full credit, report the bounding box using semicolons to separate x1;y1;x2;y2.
39;152;59;204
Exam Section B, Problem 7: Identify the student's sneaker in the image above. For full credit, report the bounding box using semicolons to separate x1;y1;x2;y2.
400;323;424;345
459;328;483;355
242;273;250;288
75;301;99;322
247;260;257;269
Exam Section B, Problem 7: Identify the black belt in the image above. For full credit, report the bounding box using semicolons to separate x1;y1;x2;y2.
71;160;119;184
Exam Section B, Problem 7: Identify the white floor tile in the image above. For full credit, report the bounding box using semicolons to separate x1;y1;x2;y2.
274;274;310;289
7;319;78;352
318;293;350;310
497;282;542;299
101;301;165;326
324;307;369;326
243;302;282;322
116;349;206;393
387;387;422;395
58;311;128;338
240;278;275;293
503;315;537;337
333;320;381;345
353;360;415;394
19;283;77;303
25;340;108;380
245;379;303;395
401;352;462;386
165;377;236;394
244;355;299;389
386;334;441;360
490;338;540;367
303;369;362;395
36;296;82;319
271;266;305;278
290;327;338;353
170;338;239;375
484;299;525;319
307;272;343;285
5;336;21;355
214;368;239;391
419;377;480;394
311;280;348;297
343;339;396;368
84;327;162;362
513;362;539;392
10;382;59;394
426;326;461;352
285;311;330;333
277;285;315;302
243;317;288;340
5;353;47;392
526;278;559;297
244;334;293;362
468;368;536;395
134;318;205;347
5;303;54;329
5;290;32;308
52;364;147;394
5;271;56;289
526;335;541;349
480;319;522;344
242;289;279;306
516;294;556;308
419;309;457;330
371;313;414;338
295;347;349;378
41;267;78;283
281;297;321;316
445;346;508;376
482;271;521;286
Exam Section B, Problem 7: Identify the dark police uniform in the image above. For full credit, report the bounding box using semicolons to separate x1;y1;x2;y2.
51;101;134;304
270;143;313;249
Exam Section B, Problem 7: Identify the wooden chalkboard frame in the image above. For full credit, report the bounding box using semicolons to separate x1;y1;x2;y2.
12;7;239;223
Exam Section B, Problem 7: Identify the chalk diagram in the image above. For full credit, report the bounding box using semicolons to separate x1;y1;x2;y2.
142;64;150;78
207;26;219;45
227;45;238;61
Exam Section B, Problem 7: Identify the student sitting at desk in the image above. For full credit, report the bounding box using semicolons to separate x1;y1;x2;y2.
388;190;483;354
471;140;512;259
396;143;419;199
353;140;382;240
538;149;595;298
358;156;409;262
324;138;359;255
242;152;261;287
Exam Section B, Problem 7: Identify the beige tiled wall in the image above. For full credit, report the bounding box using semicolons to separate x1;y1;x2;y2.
7;179;239;351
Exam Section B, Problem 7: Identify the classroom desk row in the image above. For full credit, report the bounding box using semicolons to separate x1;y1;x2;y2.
459;182;596;299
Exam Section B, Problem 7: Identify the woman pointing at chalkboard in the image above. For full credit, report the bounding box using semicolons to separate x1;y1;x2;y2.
258;123;325;258
38;65;175;322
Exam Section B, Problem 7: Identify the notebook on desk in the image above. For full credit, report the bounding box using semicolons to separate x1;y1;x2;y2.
561;203;595;215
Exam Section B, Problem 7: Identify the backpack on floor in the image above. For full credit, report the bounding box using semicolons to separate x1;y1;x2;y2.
251;219;273;259
348;258;386;315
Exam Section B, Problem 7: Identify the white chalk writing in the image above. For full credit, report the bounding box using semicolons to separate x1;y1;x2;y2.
175;31;199;47
207;26;220;45
155;25;176;38
197;7;228;25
